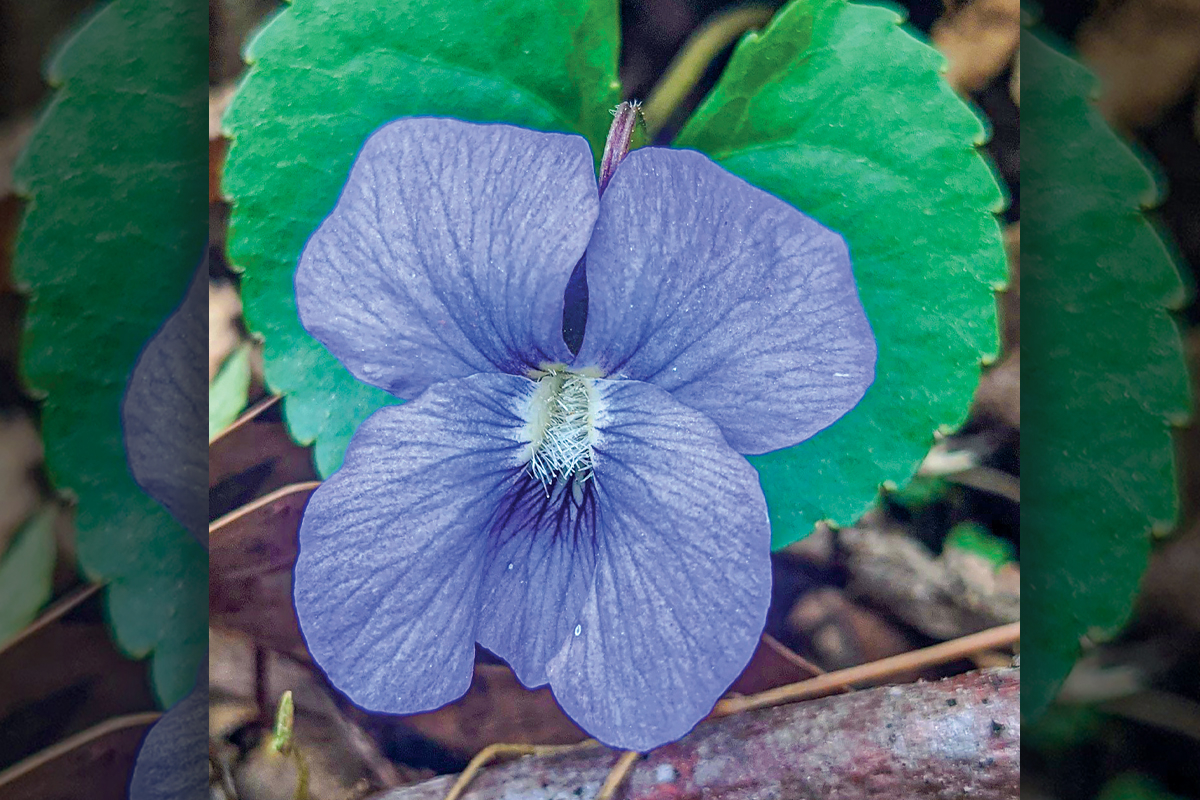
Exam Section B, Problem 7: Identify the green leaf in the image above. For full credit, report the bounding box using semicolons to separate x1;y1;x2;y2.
886;475;950;513
222;0;621;475
1021;704;1103;755
673;0;1007;549
0;507;58;646
209;344;253;439
1097;774;1188;800
12;0;207;705
1021;29;1188;718
943;521;1014;569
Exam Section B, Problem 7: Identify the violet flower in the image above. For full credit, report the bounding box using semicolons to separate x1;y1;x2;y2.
293;111;875;751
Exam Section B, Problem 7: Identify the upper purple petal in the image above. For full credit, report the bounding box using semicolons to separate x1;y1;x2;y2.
546;379;772;751
297;118;599;398
294;373;535;714
573;147;876;454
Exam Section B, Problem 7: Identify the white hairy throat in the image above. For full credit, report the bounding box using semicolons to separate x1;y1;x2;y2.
523;366;603;496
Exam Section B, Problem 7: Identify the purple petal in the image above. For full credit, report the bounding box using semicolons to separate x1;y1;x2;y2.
129;675;207;799
546;379;772;751
297;118;599;399
476;469;599;689
573;147;876;454
295;373;533;714
122;257;207;544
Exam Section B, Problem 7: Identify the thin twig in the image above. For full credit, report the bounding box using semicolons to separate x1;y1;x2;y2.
442;741;601;800
760;633;844;684
948;466;1021;503
714;622;1019;716
1100;690;1200;743
208;480;322;535
209;393;280;445
596;751;641;800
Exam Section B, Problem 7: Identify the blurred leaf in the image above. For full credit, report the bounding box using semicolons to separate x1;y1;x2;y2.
223;0;621;475
0;507;56;646
1097;773;1188;800
208;397;320;519
887;475;951;513
1077;0;1200;130
11;0;207;705
674;0;1007;548
1021;704;1103;755
1021;29;1189;718
943;521;1015;568
209;343;253;439
209;627;408;794
726;635;810;695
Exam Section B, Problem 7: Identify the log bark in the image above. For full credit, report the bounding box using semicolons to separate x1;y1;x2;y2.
377;668;1019;800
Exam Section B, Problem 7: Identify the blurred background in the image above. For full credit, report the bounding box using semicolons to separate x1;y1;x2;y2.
0;0;1197;797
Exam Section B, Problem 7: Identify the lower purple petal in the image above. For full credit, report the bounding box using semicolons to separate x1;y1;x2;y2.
476;468;599;688
294;373;533;714
546;379;772;751
129;675;207;799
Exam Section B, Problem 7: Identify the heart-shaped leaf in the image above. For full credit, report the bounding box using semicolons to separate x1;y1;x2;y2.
674;0;1008;547
223;0;1006;553
12;0;207;705
222;0;621;475
1020;28;1188;717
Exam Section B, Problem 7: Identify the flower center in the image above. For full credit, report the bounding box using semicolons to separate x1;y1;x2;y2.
524;368;599;492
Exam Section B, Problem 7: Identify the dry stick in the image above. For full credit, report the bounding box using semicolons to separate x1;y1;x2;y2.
949;465;1021;503
442;742;602;800
390;669;1019;800
440;626;1017;800
1100;690;1200;743
715;621;1020;716
595;751;641;800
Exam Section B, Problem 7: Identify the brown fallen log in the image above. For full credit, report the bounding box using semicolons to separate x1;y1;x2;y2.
376;668;1019;800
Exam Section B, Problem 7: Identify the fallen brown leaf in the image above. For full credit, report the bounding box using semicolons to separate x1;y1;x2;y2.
395;662;587;762
209;482;319;659
0;585;157;772
209;397;319;515
0;713;159;800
